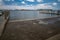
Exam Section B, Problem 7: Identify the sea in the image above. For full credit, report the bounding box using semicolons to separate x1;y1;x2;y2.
9;10;58;21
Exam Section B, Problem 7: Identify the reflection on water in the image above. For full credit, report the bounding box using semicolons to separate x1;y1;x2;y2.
10;10;58;20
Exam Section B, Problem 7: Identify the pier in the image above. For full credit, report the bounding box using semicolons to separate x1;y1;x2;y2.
0;10;60;40
0;10;9;36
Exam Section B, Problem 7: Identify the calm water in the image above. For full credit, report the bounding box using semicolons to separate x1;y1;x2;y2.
10;10;57;20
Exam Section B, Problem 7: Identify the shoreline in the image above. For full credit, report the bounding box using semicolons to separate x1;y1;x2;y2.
9;15;60;22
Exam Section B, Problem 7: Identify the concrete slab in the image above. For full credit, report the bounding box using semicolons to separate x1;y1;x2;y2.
46;34;60;40
0;16;9;36
0;20;7;36
0;16;60;40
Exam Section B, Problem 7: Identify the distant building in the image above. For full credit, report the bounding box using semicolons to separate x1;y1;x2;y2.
57;10;60;15
38;9;57;14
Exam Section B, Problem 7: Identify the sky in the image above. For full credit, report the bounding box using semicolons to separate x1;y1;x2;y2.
0;0;60;10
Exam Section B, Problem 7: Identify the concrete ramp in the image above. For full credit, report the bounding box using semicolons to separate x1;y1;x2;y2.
0;16;9;36
0;20;7;36
0;10;9;36
46;34;60;40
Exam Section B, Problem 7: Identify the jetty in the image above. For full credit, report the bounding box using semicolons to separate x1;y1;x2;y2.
0;10;9;36
0;10;60;40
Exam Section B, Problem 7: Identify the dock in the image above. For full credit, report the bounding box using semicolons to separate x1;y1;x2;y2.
0;10;9;36
0;10;60;40
0;16;60;40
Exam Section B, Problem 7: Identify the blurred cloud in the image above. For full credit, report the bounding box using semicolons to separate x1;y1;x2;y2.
0;0;2;5
0;0;2;2
0;3;53;10
52;2;57;6
0;0;58;10
26;0;35;2
58;0;60;2
37;0;43;2
5;0;11;1
35;4;53;9
11;0;14;1
21;1;26;4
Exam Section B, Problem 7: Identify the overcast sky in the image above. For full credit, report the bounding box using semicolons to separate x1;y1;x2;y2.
0;0;60;10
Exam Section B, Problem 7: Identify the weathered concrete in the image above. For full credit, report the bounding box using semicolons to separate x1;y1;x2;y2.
0;17;60;40
0;19;8;36
0;16;5;36
46;34;60;40
0;10;9;36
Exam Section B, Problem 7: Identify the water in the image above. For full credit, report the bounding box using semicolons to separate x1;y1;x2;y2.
0;11;4;23
10;10;57;20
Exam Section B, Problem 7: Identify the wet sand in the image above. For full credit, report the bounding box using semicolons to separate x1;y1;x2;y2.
0;17;60;40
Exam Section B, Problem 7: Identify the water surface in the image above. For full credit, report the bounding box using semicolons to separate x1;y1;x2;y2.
9;10;58;20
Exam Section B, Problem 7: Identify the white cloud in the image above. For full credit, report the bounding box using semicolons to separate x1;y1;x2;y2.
19;4;53;9
21;1;26;4
37;0;43;2
0;2;54;10
26;0;35;2
0;5;34;10
35;4;53;9
52;3;57;6
0;4;53;10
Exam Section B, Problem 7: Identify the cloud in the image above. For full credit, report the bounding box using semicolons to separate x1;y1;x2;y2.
0;3;53;10
37;0;43;2
0;2;2;5
11;0;14;1
35;4;53;9
0;0;2;5
52;3;57;6
0;0;2;2
58;0;60;2
21;1;26;4
20;4;53;9
26;0;35;2
4;0;11;1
